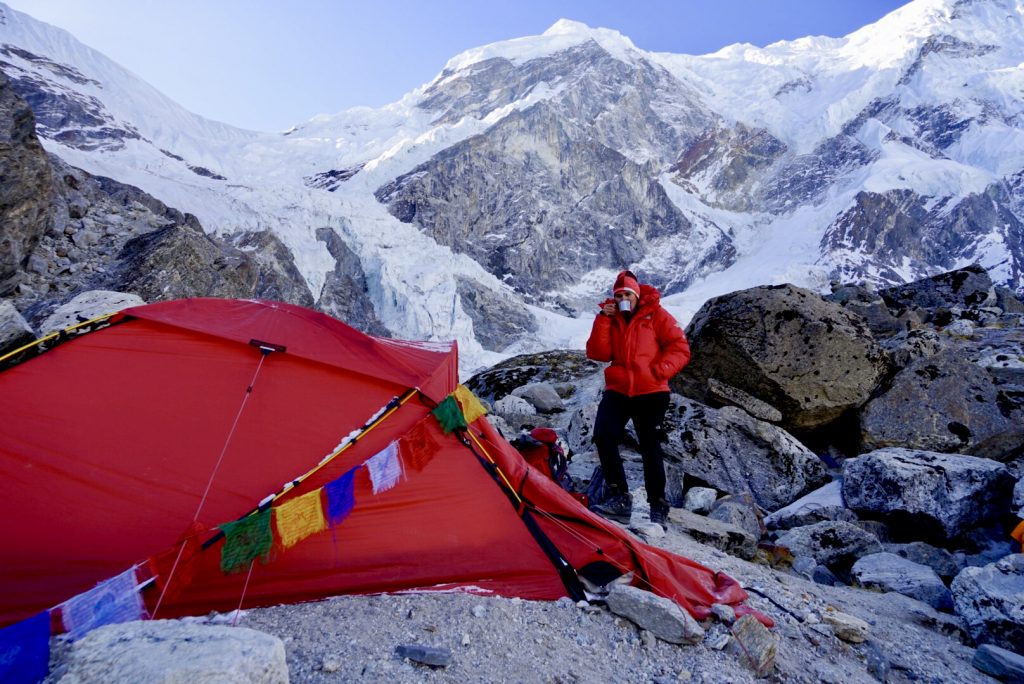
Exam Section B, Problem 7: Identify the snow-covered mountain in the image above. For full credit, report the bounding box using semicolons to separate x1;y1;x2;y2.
1;0;1022;372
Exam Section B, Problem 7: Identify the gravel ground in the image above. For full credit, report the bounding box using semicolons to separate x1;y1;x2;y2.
237;522;991;684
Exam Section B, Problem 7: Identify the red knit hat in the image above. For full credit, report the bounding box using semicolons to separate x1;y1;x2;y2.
612;270;640;297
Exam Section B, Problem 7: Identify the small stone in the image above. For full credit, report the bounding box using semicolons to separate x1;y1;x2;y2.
710;603;736;625
461;633;471;646
708;633;731;650
471;604;487;618
394;644;452;668
322;658;340;673
972;643;1024;682
728;614;777;676
640;629;656;649
683;487;718;514
823;610;870;643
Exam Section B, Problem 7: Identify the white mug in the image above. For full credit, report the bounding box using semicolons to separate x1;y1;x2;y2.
617;299;632;312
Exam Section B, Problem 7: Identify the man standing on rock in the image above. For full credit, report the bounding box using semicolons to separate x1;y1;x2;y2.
586;270;691;526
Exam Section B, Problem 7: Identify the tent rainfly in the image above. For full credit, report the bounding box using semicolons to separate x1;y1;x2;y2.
0;298;771;631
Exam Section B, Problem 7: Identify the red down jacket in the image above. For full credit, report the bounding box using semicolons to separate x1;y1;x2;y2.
585;283;691;396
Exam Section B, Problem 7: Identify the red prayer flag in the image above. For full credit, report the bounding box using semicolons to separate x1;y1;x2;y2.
400;418;441;472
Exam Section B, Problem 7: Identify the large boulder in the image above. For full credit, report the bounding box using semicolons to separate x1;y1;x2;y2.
465;350;602;404
842;448;1014;541
674;284;888;432
850;552;953;610
663;396;831;510
880;264;996;311
774;521;882;572
951;554;1024;652
40;290;145;335
859;349;1020;460
55;620;288;683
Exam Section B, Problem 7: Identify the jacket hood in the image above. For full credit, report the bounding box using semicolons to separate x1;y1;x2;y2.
637;283;662;311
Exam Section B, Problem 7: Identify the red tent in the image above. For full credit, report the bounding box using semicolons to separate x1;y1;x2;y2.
0;299;768;628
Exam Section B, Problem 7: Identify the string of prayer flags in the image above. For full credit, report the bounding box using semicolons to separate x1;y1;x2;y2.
61;566;148;640
454;384;487;424
400;418;440;472
0;611;50;684
219;508;273;574
432;395;468;434
275;489;327;549
324;467;357;526
366;441;402;494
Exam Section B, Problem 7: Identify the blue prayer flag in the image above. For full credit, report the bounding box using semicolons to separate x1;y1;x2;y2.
0;611;50;684
61;566;147;640
325;467;357;527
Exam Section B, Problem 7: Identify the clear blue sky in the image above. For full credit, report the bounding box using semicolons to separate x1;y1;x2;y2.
7;0;912;132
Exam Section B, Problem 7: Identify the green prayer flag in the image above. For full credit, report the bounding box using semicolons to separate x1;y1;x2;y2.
431;395;468;434
219;508;273;573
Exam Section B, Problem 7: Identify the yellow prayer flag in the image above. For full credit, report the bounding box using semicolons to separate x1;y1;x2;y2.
454;384;487;424
274;489;327;549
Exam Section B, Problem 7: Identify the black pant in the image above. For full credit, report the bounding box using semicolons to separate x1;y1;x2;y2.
592;390;670;506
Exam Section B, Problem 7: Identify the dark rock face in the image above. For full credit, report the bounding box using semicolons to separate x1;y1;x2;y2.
1;49;141;151
842;448;1013;542
673;284;889;432
314;227;388;336
231;231;315;307
0;70;55;293
880;264;996;311
455;275;537;351
661;396;830;511
376;102;692;296
859;349;1019;459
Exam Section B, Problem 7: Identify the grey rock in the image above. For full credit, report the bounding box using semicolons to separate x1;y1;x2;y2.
683;486;717;514
882;542;959;580
1015;478;1024;517
394;643;453;667
727;614;777;677
706;377;782;422
813;565;841;587
464;350;601;405
667;508;758;561
763;480;852;530
996;287;1024;314
822;610;870;643
40;290;144;335
57;620;288;684
664;396;830;510
493;394;536;423
710;603;736;625
565;401;599;456
511;382;565;413
792;556;817;578
843;448;1014;541
944;318;976;338
775;521;882;570
951;554;1024;652
972;644;1024;682
234;229;316;307
860;349;1019;460
707;493;765;539
0;299;34;355
880;328;944;371
605;583;704;645
674;283;888;432
881;264;997;311
882;591;968;641
851;552;953;610
863;640;892;683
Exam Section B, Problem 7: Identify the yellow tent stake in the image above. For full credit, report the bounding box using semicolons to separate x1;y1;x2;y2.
0;312;118;365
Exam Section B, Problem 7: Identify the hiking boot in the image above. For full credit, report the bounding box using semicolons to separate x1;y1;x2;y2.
650;501;670;526
592;493;632;524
